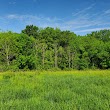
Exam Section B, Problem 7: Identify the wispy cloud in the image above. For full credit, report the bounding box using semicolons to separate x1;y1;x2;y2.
33;0;38;2
6;14;40;21
64;3;110;34
1;14;64;32
1;3;110;35
33;0;36;2
72;3;95;17
75;27;110;33
104;9;110;14
9;1;16;5
5;14;63;24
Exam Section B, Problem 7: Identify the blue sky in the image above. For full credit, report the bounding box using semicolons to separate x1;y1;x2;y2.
0;0;110;35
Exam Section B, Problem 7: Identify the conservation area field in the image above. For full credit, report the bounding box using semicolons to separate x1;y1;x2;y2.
0;70;110;110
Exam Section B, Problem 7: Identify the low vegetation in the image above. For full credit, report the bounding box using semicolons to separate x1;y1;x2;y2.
0;70;110;110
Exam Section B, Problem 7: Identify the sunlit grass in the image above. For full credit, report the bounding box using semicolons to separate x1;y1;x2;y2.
0;70;110;110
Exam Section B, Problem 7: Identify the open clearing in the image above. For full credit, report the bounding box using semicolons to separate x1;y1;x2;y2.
0;70;110;110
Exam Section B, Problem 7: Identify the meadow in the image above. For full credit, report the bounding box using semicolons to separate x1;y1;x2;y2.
0;70;110;110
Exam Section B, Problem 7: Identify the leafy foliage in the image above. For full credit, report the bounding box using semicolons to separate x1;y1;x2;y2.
0;25;110;71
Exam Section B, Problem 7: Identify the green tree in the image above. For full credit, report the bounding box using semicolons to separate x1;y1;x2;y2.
0;32;18;70
22;25;39;39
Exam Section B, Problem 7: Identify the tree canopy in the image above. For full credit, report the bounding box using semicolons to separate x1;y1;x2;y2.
0;25;110;71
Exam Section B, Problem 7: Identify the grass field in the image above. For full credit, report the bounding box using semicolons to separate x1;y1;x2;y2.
0;70;110;110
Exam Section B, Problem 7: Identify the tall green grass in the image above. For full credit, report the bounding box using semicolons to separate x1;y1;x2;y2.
0;70;110;110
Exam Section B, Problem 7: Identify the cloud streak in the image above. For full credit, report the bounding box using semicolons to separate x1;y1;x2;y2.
9;1;16;5
75;27;110;33
104;9;110;14
72;3;95;17
64;3;110;34
0;14;64;32
1;3;110;35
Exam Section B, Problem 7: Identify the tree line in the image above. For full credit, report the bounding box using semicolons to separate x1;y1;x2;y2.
0;25;110;71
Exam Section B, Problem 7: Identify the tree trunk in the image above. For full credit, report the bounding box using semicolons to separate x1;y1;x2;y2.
54;44;58;68
42;45;45;68
5;42;10;66
67;47;71;68
71;53;74;68
68;50;71;68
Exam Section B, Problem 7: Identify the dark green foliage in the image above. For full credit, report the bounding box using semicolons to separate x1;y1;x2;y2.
0;25;110;71
22;25;39;39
